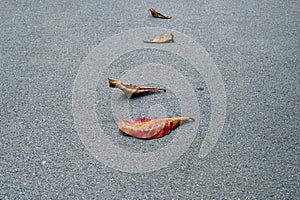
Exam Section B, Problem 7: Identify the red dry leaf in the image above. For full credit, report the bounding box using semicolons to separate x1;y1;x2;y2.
149;8;171;19
118;117;194;139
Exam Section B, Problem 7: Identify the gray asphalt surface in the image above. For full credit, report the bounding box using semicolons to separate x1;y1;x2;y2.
1;0;299;199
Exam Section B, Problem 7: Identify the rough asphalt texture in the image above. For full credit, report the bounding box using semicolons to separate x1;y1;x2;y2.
1;0;299;199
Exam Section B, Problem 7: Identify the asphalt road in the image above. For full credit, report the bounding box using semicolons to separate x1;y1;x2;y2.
1;0;299;199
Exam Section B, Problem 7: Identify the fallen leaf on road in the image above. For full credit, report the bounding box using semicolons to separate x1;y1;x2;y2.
108;78;166;99
118;117;194;139
149;8;171;19
144;33;174;43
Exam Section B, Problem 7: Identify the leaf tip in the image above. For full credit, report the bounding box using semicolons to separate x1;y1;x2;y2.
108;77;118;88
179;117;195;122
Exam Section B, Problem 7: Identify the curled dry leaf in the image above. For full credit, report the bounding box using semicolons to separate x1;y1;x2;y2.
149;8;171;19
108;78;166;99
144;33;174;43
118;117;194;139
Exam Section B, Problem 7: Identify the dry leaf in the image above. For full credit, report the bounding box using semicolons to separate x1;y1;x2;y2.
144;33;174;43
108;78;166;99
149;8;171;19
118;117;194;139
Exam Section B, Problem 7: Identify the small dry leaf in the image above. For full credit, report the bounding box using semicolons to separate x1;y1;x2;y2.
118;117;194;139
108;78;166;99
144;33;174;43
149;8;171;19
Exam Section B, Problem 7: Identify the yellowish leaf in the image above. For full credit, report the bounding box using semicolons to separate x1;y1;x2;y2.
144;33;174;43
108;78;166;99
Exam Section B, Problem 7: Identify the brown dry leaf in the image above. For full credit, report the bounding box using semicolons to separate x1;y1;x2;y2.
118;117;194;139
108;78;166;99
149;8;171;19
144;33;174;43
